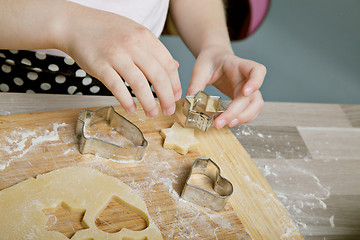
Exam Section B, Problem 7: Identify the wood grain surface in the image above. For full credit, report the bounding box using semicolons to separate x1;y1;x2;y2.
2;93;359;239
232;102;360;240
0;102;299;240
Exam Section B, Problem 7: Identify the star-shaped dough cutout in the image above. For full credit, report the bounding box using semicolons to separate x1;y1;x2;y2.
160;122;200;155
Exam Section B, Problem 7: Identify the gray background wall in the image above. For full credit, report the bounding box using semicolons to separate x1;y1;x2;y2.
160;0;360;104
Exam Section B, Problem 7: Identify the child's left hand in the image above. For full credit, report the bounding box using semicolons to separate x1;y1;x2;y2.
186;46;266;129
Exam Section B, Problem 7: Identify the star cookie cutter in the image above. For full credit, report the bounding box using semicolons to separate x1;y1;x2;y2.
181;158;233;211
75;106;148;161
183;91;225;132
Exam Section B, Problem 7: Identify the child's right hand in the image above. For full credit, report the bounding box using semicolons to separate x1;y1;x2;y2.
58;2;182;117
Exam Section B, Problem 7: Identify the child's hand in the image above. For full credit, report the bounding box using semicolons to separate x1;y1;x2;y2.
60;3;181;117
186;46;266;128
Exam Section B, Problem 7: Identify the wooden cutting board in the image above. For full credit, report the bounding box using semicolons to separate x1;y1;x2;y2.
0;102;303;239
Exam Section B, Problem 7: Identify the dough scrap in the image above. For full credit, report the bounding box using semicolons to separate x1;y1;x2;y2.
160;122;200;155
0;167;162;240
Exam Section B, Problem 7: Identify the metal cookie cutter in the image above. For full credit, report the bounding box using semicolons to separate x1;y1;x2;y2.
183;91;225;132
181;158;233;211
75;106;148;161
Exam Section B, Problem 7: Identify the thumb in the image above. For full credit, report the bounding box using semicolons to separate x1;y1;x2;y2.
186;59;214;96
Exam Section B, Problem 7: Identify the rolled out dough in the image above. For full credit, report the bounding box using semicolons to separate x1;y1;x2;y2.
0;167;162;240
160;122;200;155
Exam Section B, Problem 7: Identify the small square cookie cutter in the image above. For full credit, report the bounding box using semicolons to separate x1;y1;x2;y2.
75;106;148;161
183;91;225;132
181;158;233;211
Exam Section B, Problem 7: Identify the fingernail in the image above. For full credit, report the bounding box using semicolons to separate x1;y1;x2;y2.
229;118;239;127
147;108;158;118
244;87;253;96
216;119;227;129
174;59;179;68
164;105;175;116
127;105;136;113
175;91;182;101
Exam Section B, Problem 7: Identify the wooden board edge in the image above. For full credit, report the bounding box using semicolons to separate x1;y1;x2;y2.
175;101;303;239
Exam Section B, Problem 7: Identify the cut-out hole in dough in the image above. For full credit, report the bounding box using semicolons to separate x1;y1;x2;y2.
85;119;135;147
95;196;149;233
43;202;89;239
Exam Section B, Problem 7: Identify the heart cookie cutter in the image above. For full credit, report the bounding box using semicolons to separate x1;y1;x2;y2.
183;91;225;132
76;106;148;161
181;158;233;211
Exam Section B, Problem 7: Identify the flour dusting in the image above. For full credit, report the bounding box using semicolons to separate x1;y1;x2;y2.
0;123;68;170
257;160;334;235
241;174;301;238
329;215;335;228
116;150;242;239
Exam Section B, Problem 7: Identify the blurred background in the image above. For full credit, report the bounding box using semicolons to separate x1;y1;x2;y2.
161;0;360;104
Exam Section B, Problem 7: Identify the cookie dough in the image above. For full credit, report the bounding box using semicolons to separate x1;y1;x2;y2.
160;122;200;155
0;167;162;240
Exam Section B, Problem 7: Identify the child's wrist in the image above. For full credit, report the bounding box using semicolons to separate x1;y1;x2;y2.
50;1;79;54
198;33;233;55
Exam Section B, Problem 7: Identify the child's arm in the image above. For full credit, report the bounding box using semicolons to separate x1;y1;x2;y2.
0;0;65;50
170;0;266;128
0;0;181;117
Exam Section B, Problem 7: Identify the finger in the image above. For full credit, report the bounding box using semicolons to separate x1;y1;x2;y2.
169;59;182;101
115;59;159;117
186;59;213;96
149;39;182;100
228;90;264;127
133;51;176;115
214;95;251;129
96;65;137;113
242;64;266;97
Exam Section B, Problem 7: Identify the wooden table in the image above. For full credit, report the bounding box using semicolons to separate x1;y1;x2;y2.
1;92;359;239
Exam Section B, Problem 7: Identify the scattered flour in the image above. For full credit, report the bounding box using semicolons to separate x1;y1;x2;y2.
117;150;242;239
257;161;334;235
241;174;301;239
63;149;72;155
329;215;335;228
0;111;10;116
234;125;253;136
0;123;68;170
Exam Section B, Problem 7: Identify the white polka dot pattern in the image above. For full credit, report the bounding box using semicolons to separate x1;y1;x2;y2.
0;49;144;97
35;52;47;60
40;83;51;91
48;64;59;72
32;67;42;73
90;85;100;93
21;58;32;66
55;75;66;84
82;77;92;86
5;59;15;66
64;57;75;65
13;77;24;86
67;86;77;94
75;69;86;77
27;72;38;80
0;83;9;92
2;64;11;73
